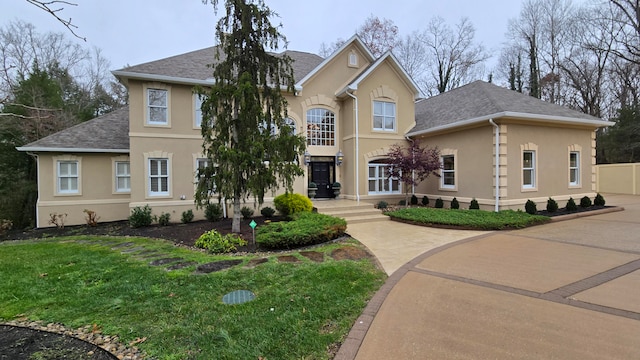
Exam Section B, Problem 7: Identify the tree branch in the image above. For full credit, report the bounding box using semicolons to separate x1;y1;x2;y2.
25;0;86;41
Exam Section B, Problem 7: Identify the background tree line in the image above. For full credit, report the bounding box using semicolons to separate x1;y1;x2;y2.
0;20;126;228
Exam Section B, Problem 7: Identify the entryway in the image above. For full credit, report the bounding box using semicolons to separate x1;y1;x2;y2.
310;160;335;199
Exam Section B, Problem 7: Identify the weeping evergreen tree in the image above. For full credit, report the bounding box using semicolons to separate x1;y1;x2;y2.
196;0;306;233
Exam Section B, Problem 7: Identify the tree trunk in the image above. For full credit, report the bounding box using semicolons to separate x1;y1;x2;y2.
232;195;241;233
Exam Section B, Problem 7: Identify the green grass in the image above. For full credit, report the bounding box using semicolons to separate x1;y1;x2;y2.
0;236;386;359
387;207;550;230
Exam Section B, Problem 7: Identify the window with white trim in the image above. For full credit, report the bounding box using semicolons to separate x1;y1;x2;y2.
569;151;580;186
523;151;536;188
368;161;400;194
306;108;335;146
195;158;216;193
57;161;78;194
147;88;168;124
115;161;130;193
194;94;203;127
149;158;169;196
441;155;455;188
373;101;396;131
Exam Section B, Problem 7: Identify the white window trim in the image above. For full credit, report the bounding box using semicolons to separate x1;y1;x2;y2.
348;51;358;67
194;155;216;196
113;156;131;194
193;93;203;129
144;151;173;198
372;100;396;132
439;149;458;191
569;150;581;188
144;84;171;127
53;155;81;196
306;108;336;147
367;162;401;195
521;143;538;192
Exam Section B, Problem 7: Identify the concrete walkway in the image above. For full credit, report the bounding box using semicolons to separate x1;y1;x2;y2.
338;194;640;360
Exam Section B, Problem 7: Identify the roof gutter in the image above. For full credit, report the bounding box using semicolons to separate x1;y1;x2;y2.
406;111;614;138
16;147;129;153
346;86;360;203
489;119;500;212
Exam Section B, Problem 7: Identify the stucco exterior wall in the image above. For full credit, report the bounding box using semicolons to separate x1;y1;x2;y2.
596;163;640;195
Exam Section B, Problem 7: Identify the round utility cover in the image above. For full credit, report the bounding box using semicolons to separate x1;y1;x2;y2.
222;290;256;305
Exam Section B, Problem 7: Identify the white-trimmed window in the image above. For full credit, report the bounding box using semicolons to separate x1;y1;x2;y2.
523;151;536;189
306;108;335;146
441;155;455;189
149;158;169;196
194;94;203;127
57;161;79;194
115;161;130;193
195;158;216;193
348;51;358;67
147;88;168;124
569;151;580;186
368;161;400;194
373;101;396;131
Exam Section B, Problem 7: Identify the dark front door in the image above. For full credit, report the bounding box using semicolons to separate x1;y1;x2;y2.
311;162;334;198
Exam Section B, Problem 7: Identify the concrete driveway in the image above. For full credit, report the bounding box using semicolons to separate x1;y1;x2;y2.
338;194;640;360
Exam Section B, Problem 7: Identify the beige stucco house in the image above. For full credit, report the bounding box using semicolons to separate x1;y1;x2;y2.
18;35;612;227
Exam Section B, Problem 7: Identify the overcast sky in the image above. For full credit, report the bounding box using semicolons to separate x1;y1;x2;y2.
2;1;547;75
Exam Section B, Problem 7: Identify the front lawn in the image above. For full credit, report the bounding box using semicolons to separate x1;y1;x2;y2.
386;207;550;230
0;236;385;359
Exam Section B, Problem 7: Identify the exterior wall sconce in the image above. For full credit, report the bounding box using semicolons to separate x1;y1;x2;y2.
303;150;311;166
336;150;344;166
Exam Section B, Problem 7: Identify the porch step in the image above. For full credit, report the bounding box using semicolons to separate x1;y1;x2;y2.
313;200;389;225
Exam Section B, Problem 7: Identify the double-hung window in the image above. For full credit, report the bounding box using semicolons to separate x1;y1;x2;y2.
373;101;396;131
147;88;168;124
58;161;78;194
441;155;455;189
115;161;131;193
194;94;203;127
149;158;169;196
368;162;400;194
523;151;536;189
569;151;580;186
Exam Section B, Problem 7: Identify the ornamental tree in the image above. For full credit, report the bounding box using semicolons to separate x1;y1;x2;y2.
386;140;441;205
196;0;306;233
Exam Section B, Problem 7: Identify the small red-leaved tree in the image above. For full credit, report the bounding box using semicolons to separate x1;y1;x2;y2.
386;140;441;205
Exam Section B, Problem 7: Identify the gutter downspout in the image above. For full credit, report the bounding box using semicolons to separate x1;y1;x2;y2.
26;152;40;227
346;88;360;203
405;136;416;195
489;119;499;212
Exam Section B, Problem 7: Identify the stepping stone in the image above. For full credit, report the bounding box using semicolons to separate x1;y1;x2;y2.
121;246;145;253
245;258;268;268
166;261;198;271
149;257;183;266
136;250;161;258
300;251;324;262
330;247;371;261
194;259;242;274
111;242;135;249
277;255;300;263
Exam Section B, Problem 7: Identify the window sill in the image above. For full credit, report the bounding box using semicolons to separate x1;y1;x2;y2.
438;187;458;192
521;187;538;193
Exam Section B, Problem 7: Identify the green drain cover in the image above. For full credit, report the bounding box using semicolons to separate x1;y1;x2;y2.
222;290;256;305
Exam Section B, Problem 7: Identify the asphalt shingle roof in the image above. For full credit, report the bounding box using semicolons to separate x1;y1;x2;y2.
19;106;129;151
411;80;604;134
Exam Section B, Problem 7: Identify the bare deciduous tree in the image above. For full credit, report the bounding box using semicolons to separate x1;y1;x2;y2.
25;0;85;41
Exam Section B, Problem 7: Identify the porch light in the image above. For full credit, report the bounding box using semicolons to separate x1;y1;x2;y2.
336;150;344;166
303;150;311;166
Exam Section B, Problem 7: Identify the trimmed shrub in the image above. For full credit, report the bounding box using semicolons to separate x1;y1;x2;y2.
580;196;592;208
181;209;194;223
273;193;313;216
195;230;247;253
129;205;154;228
241;206;254;219
469;198;480;210
256;212;346;250
410;195;418;205
376;200;388;210
398;199;406;206
594;193;606;206
260;206;276;218
435;198;444;208
566;197;578;212
205;203;223;222
525;200;537;215
450;197;460;209
546;198;559;213
158;212;171;226
421;196;429;206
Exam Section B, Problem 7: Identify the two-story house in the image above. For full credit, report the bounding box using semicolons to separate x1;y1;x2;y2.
19;35;611;227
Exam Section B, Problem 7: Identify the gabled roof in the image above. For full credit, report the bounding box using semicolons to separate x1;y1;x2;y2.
408;81;613;136
112;47;324;87
17;106;130;153
336;50;422;100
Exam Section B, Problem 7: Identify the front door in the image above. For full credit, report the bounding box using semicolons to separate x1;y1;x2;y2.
311;162;334;198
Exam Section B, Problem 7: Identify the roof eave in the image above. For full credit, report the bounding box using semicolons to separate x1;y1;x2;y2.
112;70;214;86
16;147;130;153
407;111;614;138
